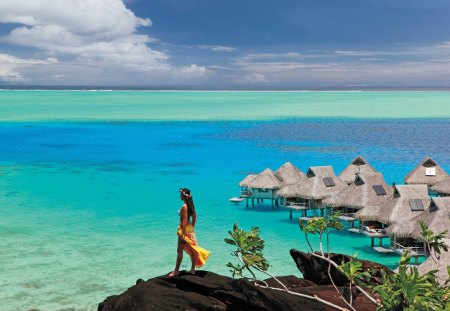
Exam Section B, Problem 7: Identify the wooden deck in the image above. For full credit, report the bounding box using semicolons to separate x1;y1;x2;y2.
373;246;395;253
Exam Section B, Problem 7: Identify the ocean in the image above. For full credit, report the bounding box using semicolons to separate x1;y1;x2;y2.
0;91;449;310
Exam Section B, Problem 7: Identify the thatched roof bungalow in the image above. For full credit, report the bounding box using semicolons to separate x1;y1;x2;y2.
368;184;431;226
278;166;347;208
404;157;447;186
247;168;282;190
338;156;379;184
430;175;450;197
239;174;258;188
275;162;306;187
323;172;393;211
386;197;450;241
418;238;450;286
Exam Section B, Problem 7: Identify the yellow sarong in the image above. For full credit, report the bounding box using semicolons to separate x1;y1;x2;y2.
177;224;210;268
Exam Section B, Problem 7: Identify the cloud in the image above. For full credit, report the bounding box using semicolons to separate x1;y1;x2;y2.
240;52;302;61
178;64;207;75
0;0;169;75
197;45;237;52
237;73;269;84
0;53;58;81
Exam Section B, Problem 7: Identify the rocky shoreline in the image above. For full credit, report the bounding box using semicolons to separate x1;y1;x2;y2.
98;249;392;311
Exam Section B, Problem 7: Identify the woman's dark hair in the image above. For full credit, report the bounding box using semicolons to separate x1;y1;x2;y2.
180;188;196;219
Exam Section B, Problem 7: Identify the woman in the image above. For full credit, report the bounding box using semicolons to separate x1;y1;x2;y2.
169;188;210;276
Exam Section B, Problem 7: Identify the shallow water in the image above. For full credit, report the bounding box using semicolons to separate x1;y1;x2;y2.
0;119;449;310
1;90;450;121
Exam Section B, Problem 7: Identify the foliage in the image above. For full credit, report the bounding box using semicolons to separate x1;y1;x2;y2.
338;254;372;305
372;252;449;311
299;213;344;253
338;254;371;287
419;220;448;260
224;223;269;278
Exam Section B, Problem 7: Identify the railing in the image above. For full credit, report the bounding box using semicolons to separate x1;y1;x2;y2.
338;212;355;218
362;226;387;237
282;201;309;209
394;243;426;256
363;227;385;234
240;190;252;197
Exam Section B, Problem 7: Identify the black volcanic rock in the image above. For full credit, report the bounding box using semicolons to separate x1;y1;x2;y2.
290;249;392;286
98;271;376;311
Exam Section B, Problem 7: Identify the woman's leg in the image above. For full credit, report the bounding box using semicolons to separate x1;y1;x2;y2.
169;240;184;276
189;254;195;274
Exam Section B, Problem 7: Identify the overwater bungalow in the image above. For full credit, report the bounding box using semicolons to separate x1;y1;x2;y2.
355;184;430;253
275;162;306;186
243;162;305;208
278;166;347;219
239;174;257;198
404;156;447;187
338;156;379;185
385;197;450;263
323;172;393;229
246;168;282;208
430;175;450;197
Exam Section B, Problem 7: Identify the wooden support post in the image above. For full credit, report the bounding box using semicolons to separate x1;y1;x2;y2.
246;198;248;209
379;238;383;247
352;221;355;228
290;210;293;220
271;199;274;209
252;198;254;207
371;237;374;248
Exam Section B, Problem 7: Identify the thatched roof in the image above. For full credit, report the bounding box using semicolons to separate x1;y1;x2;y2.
323;173;394;210
431;175;450;195
404;156;447;186
247;168;282;189
275;162;306;187
418;238;450;286
278;166;347;199
338;156;379;184
386;197;450;240
354;205;381;222
239;174;258;187
365;185;431;225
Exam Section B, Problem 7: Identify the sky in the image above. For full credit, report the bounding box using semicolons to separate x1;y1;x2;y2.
1;0;450;87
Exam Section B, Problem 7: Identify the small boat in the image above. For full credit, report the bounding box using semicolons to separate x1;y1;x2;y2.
229;197;245;203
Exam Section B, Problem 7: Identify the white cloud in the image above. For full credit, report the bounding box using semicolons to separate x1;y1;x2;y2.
197;45;237;52
237;73;269;84
0;53;58;81
0;0;169;77
178;64;207;75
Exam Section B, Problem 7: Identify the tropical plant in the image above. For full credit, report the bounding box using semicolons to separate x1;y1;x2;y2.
419;220;448;262
337;254;372;305
372;252;449;311
225;222;349;311
299;213;344;255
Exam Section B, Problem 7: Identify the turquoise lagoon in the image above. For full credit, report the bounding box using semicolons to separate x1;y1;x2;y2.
0;91;449;310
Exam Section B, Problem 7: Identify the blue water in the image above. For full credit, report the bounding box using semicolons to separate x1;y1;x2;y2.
0;119;449;310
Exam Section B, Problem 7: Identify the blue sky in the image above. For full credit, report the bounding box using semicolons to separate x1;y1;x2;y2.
1;0;450;87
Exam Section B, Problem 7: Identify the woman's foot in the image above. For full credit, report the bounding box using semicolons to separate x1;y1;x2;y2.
188;270;195;275
168;271;179;277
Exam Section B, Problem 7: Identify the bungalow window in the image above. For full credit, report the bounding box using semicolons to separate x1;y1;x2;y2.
274;171;284;182
323;177;335;187
373;185;386;195
259;188;269;193
356;165;365;174
425;167;436;176
409;199;425;211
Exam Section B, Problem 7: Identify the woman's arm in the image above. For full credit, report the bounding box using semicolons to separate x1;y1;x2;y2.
180;204;188;234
